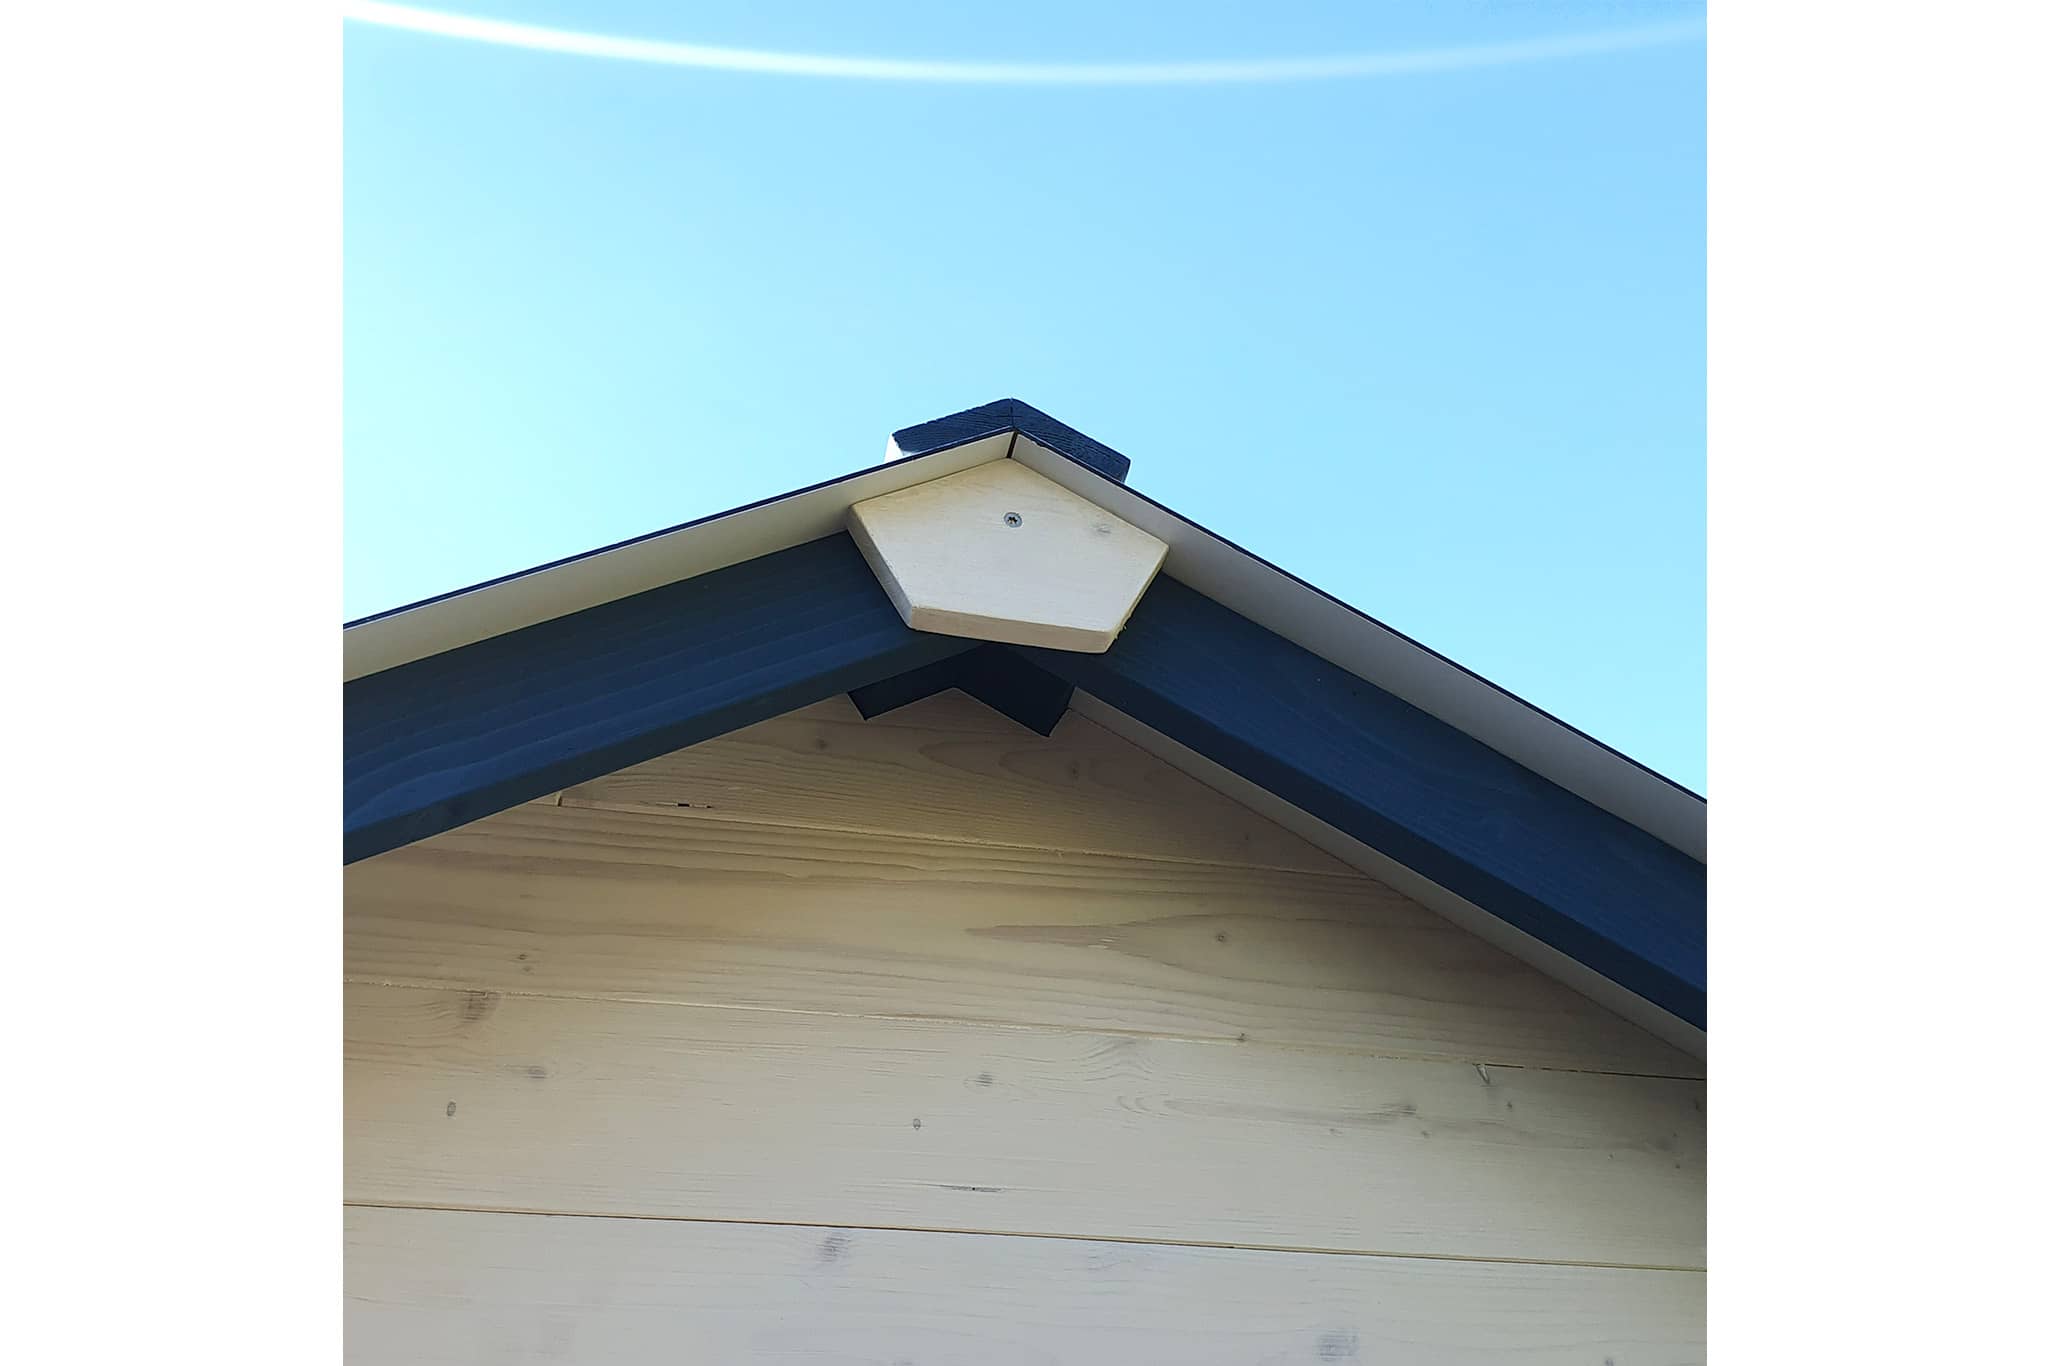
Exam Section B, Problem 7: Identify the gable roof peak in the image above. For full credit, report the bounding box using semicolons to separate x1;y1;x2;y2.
889;398;1133;483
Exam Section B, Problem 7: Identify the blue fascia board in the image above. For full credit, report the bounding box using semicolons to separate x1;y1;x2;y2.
344;534;976;863
1016;576;1706;1027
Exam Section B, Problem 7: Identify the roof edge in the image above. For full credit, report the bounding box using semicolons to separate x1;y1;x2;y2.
344;399;1701;864
342;434;1013;681
1007;432;1706;860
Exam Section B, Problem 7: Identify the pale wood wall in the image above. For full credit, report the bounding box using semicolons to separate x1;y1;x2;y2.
346;690;1705;1364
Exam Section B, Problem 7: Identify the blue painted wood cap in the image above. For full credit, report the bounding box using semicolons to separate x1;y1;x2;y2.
891;398;1133;483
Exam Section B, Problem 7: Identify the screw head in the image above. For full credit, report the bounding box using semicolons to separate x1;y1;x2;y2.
1002;512;1023;528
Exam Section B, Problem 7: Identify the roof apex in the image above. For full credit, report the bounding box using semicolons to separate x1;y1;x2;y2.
344;399;1705;1048
890;398;1133;483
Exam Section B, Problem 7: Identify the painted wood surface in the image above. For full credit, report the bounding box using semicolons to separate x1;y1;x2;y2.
849;459;1168;652
848;643;1077;735
1003;426;1706;863
347;1205;1706;1365
343;534;974;862
343;433;1014;682
1068;693;1705;1059
347;798;1697;1077
561;690;1343;872
346;983;1704;1268
890;396;1133;482
345;509;1705;1038
1020;575;1708;1027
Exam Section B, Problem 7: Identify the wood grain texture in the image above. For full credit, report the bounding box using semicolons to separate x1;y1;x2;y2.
849;459;1168;652
1069;693;1705;1061
347;1205;1706;1365
345;984;1705;1268
1019;575;1708;1027
346;800;1699;1076
561;690;1347;873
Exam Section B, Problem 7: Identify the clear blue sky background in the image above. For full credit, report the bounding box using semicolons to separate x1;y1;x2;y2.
345;1;1705;789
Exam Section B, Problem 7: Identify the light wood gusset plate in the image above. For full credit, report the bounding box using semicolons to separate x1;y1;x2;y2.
847;459;1168;652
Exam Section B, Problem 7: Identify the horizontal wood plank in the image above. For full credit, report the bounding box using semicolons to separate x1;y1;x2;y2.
345;984;1705;1268
346;801;1698;1076
560;690;1347;873
347;1205;1706;1365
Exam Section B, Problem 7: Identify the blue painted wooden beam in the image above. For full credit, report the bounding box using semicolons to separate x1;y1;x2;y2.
848;644;1074;736
953;646;1074;736
344;534;976;863
891;397;1133;483
345;500;1702;1025
845;653;970;722
1017;577;1707;1027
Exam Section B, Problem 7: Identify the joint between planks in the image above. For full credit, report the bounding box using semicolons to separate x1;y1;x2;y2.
342;1200;1707;1275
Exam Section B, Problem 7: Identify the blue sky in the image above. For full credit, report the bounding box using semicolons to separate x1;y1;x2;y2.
344;1;1705;788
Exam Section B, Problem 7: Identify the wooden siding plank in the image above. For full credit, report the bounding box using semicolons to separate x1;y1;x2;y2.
345;984;1706;1268
347;1205;1706;1365
345;801;1699;1077
343;534;976;863
560;690;1347;874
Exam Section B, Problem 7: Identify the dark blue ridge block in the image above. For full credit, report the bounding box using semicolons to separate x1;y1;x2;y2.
344;534;977;863
846;654;969;721
1018;576;1708;1028
955;647;1074;737
891;398;1133;483
849;644;1075;737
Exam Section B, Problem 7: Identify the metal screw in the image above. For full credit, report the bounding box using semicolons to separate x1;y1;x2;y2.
1002;512;1023;528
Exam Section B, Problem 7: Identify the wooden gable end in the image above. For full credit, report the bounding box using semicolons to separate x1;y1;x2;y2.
346;688;1704;1361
